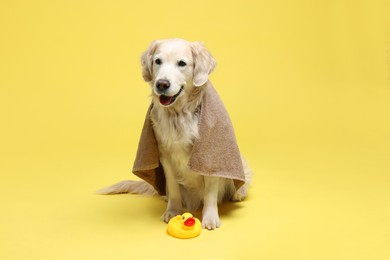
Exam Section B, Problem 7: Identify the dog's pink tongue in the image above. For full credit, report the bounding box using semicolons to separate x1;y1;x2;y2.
159;95;173;105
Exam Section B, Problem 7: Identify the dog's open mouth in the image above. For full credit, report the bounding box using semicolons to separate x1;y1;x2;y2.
159;87;184;106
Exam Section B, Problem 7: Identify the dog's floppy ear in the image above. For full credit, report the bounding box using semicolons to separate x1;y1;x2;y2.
141;40;161;82
191;41;216;87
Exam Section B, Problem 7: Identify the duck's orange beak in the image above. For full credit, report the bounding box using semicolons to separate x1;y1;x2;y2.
184;217;195;227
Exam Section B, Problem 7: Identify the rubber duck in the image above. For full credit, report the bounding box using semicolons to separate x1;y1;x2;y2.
167;212;201;239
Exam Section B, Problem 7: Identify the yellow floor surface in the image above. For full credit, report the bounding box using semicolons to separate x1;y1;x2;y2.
1;1;389;259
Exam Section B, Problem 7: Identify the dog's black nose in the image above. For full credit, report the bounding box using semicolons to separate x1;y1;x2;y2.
156;79;170;91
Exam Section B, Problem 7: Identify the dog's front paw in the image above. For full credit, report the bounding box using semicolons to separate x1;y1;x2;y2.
161;209;181;223
202;212;221;230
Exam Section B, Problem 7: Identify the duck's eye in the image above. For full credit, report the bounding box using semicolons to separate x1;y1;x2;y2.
182;216;185;220
178;60;187;67
155;58;162;65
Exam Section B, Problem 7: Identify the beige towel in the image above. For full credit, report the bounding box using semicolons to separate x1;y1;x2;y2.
132;82;246;195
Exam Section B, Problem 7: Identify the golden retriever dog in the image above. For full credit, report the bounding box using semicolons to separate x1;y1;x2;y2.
99;39;251;230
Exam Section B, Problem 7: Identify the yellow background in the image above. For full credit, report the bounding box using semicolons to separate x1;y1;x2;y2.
1;0;389;259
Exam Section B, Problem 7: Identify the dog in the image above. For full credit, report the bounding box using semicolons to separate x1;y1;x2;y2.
99;39;252;230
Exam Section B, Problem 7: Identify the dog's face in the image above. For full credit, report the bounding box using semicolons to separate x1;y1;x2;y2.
141;39;216;107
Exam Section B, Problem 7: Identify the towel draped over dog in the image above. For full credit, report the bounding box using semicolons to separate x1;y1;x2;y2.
132;82;246;195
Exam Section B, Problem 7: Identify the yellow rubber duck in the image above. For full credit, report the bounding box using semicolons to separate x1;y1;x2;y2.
167;213;202;239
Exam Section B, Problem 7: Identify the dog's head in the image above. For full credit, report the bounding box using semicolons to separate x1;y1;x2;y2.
141;39;216;107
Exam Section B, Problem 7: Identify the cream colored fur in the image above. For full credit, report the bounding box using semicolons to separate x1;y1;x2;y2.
99;39;252;230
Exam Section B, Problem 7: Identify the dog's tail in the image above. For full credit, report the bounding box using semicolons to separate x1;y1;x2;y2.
96;180;158;196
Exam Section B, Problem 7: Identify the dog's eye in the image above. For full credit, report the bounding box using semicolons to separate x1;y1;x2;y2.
178;60;187;67
155;58;162;65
